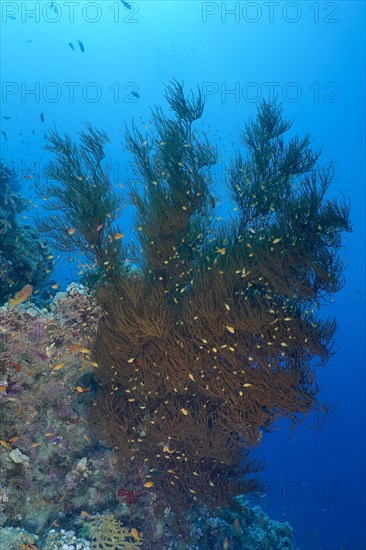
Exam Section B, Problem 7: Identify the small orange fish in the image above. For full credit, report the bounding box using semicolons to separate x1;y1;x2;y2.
143;481;154;488
44;433;54;437
216;247;226;255
81;510;90;517
75;386;91;393
51;282;59;289
83;434;91;444
113;233;124;240
223;537;231;549
8;284;33;309
131;528;140;541
67;228;76;235
53;362;64;371
31;443;40;447
0;440;11;449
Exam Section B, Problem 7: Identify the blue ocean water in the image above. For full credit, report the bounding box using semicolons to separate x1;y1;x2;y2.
1;1;365;549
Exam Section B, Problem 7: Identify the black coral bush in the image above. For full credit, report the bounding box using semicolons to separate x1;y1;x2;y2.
37;81;351;512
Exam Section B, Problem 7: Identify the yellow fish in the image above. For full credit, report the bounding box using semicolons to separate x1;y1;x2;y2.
8;284;33;309
75;386;90;393
131;528;140;541
144;481;154;488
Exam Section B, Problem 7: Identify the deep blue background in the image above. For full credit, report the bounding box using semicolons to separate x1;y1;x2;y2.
1;2;365;548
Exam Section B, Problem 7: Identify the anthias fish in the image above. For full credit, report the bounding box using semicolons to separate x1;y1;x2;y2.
8;284;33;309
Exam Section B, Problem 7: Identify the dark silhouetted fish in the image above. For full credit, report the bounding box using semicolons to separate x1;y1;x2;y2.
120;0;132;9
69;42;75;51
25;40;33;43
3;116;11;120
40;112;44;123
2;131;8;141
78;40;85;53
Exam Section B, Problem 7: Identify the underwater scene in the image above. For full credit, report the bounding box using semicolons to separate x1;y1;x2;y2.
0;1;365;549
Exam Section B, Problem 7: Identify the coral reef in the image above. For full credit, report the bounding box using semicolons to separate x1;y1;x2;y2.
0;163;54;305
35;81;351;523
0;285;122;533
0;286;296;548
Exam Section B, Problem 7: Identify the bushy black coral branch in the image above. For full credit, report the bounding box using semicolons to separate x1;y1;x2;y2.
38;83;351;516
